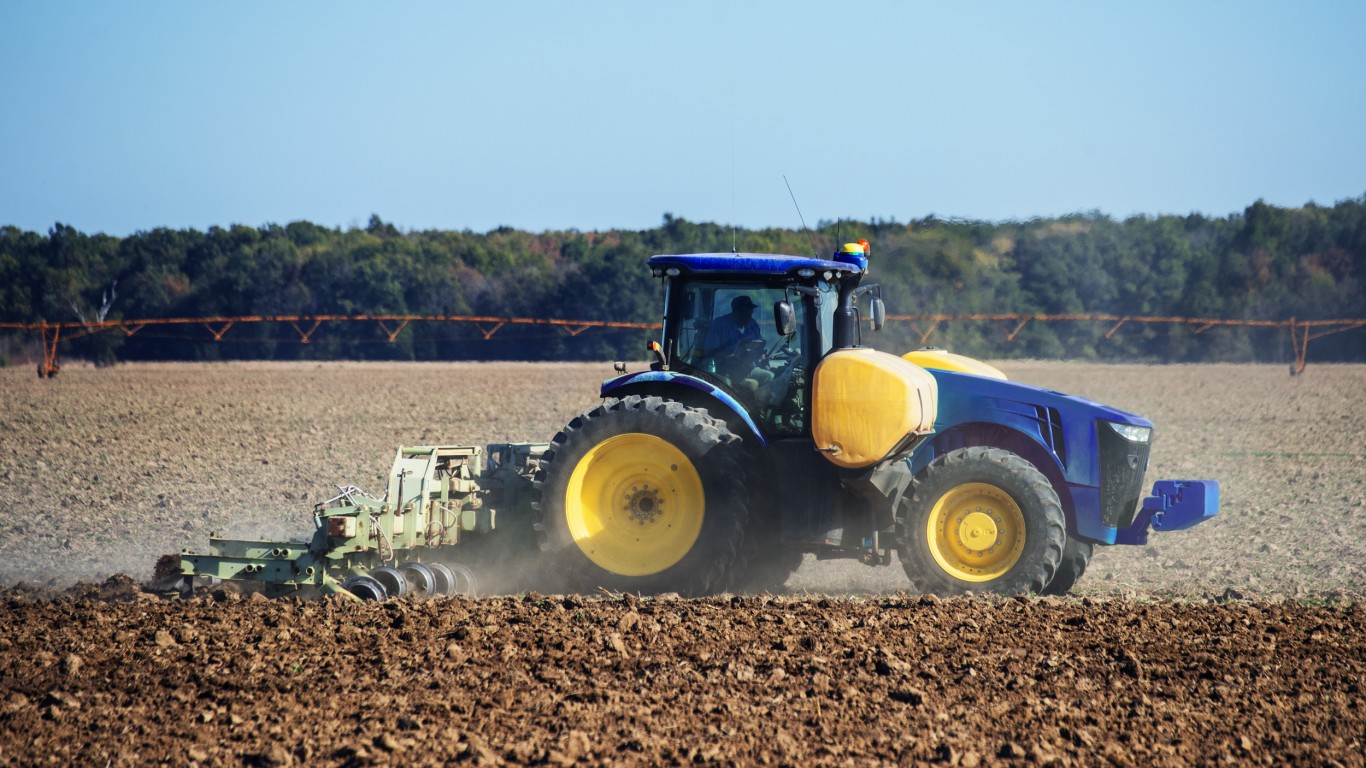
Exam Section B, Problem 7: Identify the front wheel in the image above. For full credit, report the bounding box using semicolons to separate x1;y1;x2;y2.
534;396;751;596
896;447;1065;595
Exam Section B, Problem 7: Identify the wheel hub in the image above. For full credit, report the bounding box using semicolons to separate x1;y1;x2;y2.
565;432;705;577
925;482;1026;582
625;486;664;525
957;511;999;552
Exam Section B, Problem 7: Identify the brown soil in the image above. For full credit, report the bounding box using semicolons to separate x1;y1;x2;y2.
2;361;1364;764
2;589;1362;767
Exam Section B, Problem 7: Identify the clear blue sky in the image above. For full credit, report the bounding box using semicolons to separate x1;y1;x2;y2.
3;1;1364;236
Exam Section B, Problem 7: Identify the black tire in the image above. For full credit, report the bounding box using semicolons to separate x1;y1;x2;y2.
534;395;751;596
1041;537;1095;596
896;447;1066;596
724;457;802;594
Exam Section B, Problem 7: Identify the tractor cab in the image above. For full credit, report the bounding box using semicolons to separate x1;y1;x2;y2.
645;251;871;437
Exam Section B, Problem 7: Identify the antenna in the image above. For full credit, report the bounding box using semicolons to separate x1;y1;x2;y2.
731;125;737;253
783;175;819;259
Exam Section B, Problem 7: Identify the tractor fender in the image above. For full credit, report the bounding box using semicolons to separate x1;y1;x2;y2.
600;371;768;447
911;420;1074;534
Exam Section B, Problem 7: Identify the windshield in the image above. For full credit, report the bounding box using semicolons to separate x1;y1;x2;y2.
668;280;812;435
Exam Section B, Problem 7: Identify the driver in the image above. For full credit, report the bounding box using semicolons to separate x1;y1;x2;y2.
703;295;774;388
704;295;762;358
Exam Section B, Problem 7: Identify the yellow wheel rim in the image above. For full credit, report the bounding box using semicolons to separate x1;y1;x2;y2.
565;433;705;576
925;482;1026;582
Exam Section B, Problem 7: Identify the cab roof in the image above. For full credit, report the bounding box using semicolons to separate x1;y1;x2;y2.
648;252;861;277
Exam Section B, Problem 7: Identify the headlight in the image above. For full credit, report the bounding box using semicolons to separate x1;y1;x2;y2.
1105;421;1152;443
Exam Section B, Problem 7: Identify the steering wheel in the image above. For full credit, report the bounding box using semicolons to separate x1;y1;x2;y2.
733;338;765;362
714;338;765;380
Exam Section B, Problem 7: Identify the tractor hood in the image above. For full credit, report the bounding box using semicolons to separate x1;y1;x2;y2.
926;368;1152;430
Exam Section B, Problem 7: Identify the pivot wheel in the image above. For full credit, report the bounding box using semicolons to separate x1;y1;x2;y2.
536;395;751;596
926;482;1026;580
897;447;1065;595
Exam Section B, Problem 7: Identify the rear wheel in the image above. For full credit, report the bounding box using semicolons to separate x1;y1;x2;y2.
726;460;802;594
1041;538;1095;596
535;395;751;596
896;447;1065;595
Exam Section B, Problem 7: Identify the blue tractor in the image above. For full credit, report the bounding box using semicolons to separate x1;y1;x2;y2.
532;243;1220;596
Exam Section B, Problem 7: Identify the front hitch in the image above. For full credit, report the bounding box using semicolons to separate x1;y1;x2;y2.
1115;480;1221;545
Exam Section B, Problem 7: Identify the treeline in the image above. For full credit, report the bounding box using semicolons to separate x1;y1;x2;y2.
2;198;1364;365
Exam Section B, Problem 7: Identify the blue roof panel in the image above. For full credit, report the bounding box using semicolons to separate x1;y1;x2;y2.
648;252;860;276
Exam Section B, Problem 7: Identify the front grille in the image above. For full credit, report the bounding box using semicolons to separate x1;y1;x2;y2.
1098;423;1151;528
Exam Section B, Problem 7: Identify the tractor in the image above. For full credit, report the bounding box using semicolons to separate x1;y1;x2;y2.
531;242;1218;597
177;242;1218;599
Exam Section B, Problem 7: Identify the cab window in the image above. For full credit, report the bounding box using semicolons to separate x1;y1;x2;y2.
671;281;811;435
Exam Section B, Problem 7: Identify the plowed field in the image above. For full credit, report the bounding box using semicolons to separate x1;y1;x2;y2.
2;361;1364;765
3;585;1364;767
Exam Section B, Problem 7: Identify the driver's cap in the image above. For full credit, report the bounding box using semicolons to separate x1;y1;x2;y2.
731;295;759;311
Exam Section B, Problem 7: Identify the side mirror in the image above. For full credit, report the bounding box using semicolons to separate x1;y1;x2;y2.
774;301;797;337
870;298;886;332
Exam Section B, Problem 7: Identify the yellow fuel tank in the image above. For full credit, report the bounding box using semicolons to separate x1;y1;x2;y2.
902;348;1007;380
811;348;938;469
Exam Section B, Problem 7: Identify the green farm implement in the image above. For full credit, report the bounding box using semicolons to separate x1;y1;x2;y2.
179;443;544;599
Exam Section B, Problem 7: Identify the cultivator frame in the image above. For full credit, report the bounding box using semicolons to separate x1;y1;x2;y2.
178;442;545;600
